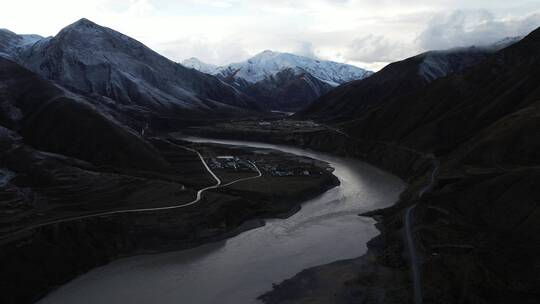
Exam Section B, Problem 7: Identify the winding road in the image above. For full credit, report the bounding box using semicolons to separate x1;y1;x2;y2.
404;159;440;304
0;141;262;242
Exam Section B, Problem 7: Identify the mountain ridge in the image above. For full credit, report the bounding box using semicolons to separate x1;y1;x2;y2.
298;41;520;121
0;56;170;171
182;50;372;86
1;18;260;121
182;51;372;111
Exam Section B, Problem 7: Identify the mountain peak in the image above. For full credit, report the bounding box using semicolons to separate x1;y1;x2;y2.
60;18;104;35
0;28;43;55
183;57;204;64
0;28;17;35
260;49;278;55
181;57;219;74
72;18;98;28
251;50;282;61
53;18;134;50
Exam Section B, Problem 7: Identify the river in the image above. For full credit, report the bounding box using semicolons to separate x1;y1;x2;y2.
37;138;405;304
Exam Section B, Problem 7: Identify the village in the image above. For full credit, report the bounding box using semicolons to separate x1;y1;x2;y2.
207;154;323;177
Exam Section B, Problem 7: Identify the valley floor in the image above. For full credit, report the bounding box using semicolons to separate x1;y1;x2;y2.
2;115;538;304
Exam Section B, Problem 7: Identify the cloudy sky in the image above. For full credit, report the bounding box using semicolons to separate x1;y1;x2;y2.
2;0;540;70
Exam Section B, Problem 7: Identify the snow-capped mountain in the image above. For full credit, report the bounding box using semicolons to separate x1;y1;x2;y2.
0;29;42;58
183;51;372;111
215;50;371;86
243;67;334;111
486;36;522;51
301;45;499;121
182;57;219;74
0;56;169;170
4;18;258;120
417;47;496;82
416;37;521;82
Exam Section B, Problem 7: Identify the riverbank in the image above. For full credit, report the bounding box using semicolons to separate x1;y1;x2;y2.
0;137;339;304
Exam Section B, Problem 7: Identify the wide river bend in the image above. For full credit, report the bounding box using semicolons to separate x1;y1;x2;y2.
38;138;405;304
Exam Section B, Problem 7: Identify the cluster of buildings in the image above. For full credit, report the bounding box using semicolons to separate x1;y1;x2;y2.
208;155;322;178
259;163;315;177
208;156;252;172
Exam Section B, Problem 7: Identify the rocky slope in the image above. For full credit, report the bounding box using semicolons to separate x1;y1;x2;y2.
241;68;333;111
299;42;518;121
334;34;539;156
0;29;42;58
0;57;168;171
183;51;372;111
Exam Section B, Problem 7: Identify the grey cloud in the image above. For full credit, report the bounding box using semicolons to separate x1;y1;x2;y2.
417;10;540;50
157;37;250;65
118;1;540;70
343;34;414;63
295;41;317;59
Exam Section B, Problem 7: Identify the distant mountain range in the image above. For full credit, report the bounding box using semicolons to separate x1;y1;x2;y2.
0;19;259;124
1;18;373;114
0;18;523;131
182;51;373;111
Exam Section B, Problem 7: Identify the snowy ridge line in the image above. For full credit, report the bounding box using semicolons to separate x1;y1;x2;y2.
182;50;372;87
